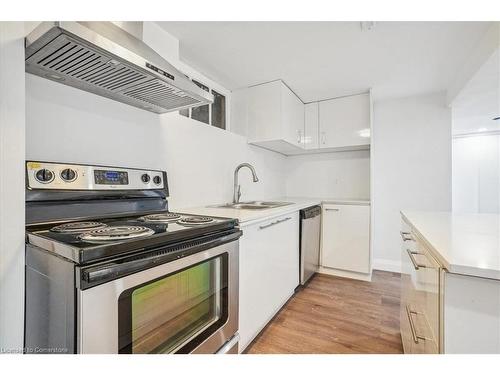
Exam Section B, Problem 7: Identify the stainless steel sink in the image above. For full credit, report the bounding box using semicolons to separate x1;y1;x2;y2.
209;201;293;210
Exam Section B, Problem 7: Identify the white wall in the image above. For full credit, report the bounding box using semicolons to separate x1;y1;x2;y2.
285;150;370;199
452;135;500;213
25;22;368;210
372;92;452;272
142;22;179;66
26;74;287;210
447;22;499;105
25;22;287;209
450;47;500;214
0;22;25;352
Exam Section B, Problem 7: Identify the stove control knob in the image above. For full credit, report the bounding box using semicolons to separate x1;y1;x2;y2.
141;173;151;183
35;168;54;183
153;175;162;185
60;168;77;182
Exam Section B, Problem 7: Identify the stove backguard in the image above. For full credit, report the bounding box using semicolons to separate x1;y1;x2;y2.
26;161;169;225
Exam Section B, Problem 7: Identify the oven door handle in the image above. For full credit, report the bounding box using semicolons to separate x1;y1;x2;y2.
80;230;242;288
83;256;152;284
216;333;240;354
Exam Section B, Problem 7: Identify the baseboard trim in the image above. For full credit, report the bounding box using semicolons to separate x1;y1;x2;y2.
372;258;401;273
318;267;372;282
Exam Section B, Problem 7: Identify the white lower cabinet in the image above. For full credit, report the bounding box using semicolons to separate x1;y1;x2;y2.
443;272;500;353
321;203;370;274
238;212;300;352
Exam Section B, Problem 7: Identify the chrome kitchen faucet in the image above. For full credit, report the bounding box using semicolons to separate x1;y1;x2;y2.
233;163;259;203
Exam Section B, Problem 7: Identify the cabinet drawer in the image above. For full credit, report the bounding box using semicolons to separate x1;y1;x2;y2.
400;222;417;253
400;223;440;353
414;242;440;350
402;303;439;354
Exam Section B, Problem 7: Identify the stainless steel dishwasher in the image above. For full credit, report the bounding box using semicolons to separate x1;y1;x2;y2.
299;205;321;285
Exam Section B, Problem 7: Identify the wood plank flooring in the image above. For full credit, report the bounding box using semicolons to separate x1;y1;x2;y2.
245;270;403;354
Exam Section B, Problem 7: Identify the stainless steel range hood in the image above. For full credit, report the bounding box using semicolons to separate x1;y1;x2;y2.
25;22;213;114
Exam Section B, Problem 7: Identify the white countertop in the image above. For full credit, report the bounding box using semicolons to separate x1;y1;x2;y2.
178;196;370;226
402;211;500;280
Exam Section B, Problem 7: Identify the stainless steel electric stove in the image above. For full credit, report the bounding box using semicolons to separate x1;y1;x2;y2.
24;161;241;354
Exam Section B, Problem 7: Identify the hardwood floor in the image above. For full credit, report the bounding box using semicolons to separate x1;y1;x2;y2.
245;270;403;354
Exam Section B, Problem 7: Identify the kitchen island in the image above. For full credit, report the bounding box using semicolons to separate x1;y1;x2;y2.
401;211;500;279
400;211;500;354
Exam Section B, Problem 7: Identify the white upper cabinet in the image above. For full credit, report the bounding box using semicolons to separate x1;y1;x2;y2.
281;83;305;148
231;81;371;155
304;102;319;149
245;80;305;153
319;93;371;150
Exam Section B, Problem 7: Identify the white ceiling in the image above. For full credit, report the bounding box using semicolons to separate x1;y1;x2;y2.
157;21;491;102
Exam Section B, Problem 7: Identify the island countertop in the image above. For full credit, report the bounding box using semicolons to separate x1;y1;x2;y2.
401;211;500;280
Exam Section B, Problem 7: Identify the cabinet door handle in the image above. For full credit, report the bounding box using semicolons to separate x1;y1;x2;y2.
320;131;326;145
406;305;420;343
325;208;339;211
259;217;291;230
297;130;302;144
400;231;415;242
405;305;431;343
406;249;426;270
276;217;291;223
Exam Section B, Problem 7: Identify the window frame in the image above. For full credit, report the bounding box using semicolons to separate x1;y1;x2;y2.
178;77;229;131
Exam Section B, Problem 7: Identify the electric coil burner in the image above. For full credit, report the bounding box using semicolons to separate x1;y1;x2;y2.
139;213;182;223
25;161;241;355
79;225;155;243
177;216;215;226
51;221;108;233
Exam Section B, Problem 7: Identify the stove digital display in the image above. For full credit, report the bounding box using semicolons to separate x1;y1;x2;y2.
94;170;129;185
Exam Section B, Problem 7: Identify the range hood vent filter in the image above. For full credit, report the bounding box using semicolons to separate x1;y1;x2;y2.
25;22;213;114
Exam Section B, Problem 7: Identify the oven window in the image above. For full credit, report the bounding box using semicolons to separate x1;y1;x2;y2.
118;255;228;353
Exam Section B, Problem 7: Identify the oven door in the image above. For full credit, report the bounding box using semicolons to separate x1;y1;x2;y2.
78;239;238;354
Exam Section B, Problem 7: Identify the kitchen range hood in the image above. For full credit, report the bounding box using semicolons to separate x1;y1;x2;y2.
25;22;213;114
